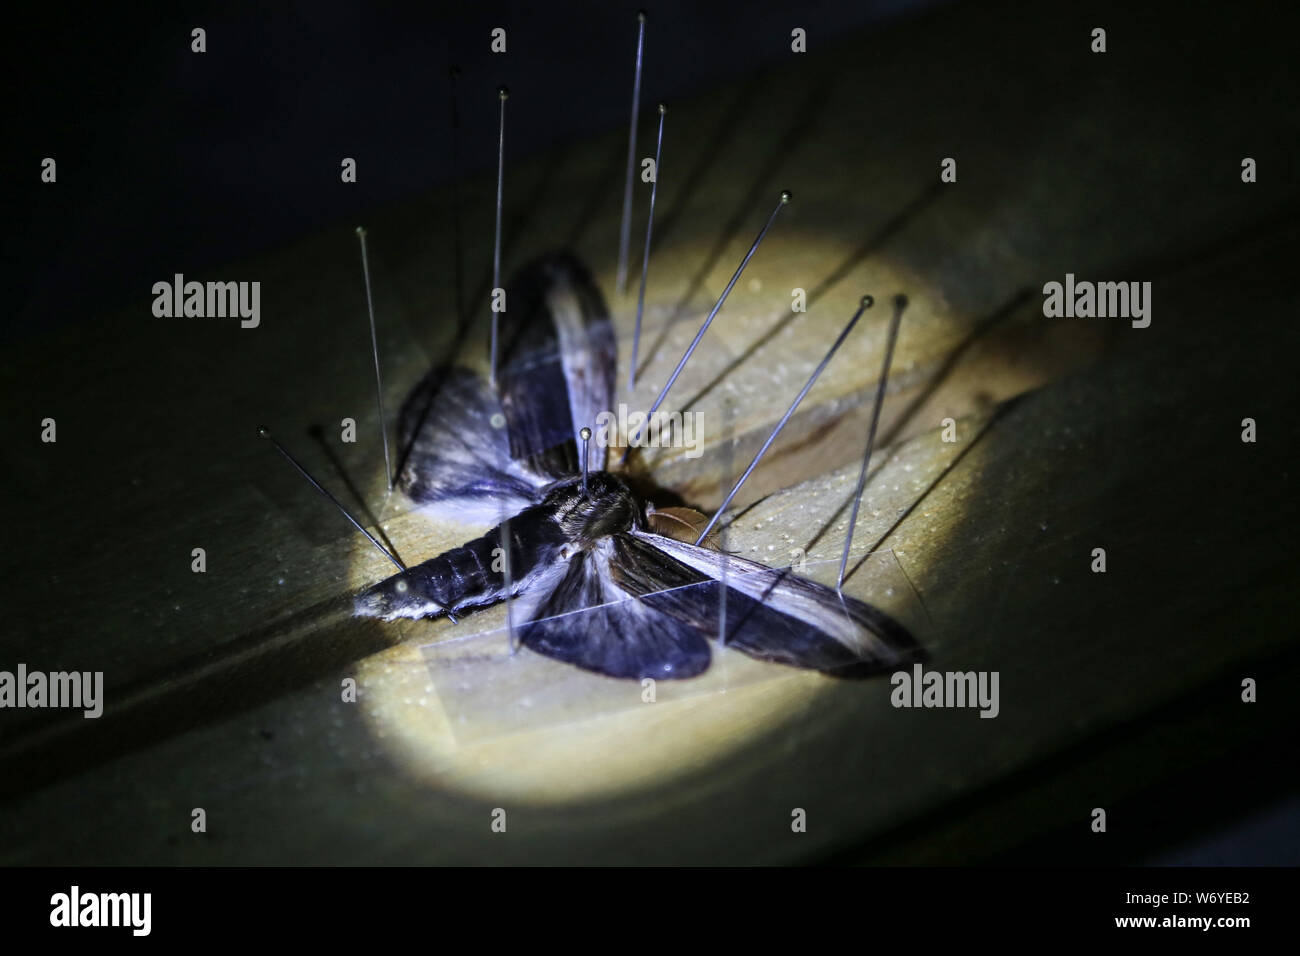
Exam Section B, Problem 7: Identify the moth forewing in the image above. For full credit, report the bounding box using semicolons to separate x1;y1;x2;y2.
630;532;923;674
544;270;617;470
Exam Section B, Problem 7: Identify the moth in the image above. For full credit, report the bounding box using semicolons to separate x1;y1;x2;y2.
354;253;922;680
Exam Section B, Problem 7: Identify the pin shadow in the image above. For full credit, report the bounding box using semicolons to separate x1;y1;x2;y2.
706;285;1032;588
308;424;404;563
877;287;1032;450
392;163;575;486
465;141;570;325
649;71;767;255
0;595;396;804
677;180;945;416
636;72;835;379
785;284;1032;569
564;134;628;249
448;66;467;336
841;396;1022;589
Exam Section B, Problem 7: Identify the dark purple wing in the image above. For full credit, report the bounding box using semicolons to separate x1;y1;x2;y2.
395;253;617;519
496;253;617;478
623;531;922;676
508;530;920;681
511;541;712;680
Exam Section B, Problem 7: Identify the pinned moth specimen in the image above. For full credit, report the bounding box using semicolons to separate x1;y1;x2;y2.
353;253;922;680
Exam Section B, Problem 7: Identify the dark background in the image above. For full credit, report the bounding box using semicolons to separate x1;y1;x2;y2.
4;0;1298;867
6;0;937;341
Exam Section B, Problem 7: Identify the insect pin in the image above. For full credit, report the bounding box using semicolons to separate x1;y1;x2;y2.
623;189;791;461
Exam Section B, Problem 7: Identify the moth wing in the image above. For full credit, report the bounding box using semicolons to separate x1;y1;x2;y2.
396;254;615;518
512;539;712;680
395;365;546;522
626;530;923;675
497;253;616;479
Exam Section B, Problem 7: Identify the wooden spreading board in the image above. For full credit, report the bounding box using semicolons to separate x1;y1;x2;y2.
1;0;1297;863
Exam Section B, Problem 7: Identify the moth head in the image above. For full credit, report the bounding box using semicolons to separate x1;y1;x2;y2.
354;571;445;622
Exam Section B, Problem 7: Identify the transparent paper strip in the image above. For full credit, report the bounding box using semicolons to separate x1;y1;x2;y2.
419;548;927;745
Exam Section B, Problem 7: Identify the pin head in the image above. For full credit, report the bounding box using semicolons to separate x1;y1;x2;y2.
861;295;875;309
894;294;908;310
257;425;270;439
637;10;647;23
355;226;366;237
780;189;793;204
657;103;667;115
498;86;509;100
579;427;593;496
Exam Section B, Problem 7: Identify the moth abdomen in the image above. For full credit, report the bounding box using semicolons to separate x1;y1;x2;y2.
354;503;569;621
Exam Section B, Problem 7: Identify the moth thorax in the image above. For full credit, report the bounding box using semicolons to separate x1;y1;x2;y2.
549;471;641;543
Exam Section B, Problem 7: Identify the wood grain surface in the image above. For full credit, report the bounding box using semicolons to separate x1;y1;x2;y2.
1;0;1297;864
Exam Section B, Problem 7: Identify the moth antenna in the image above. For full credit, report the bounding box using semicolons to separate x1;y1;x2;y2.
355;227;393;492
629;103;667;391
695;293;873;545
622;189;792;463
257;426;405;572
837;294;907;592
580;426;592;496
616;10;648;295
490;86;508;390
